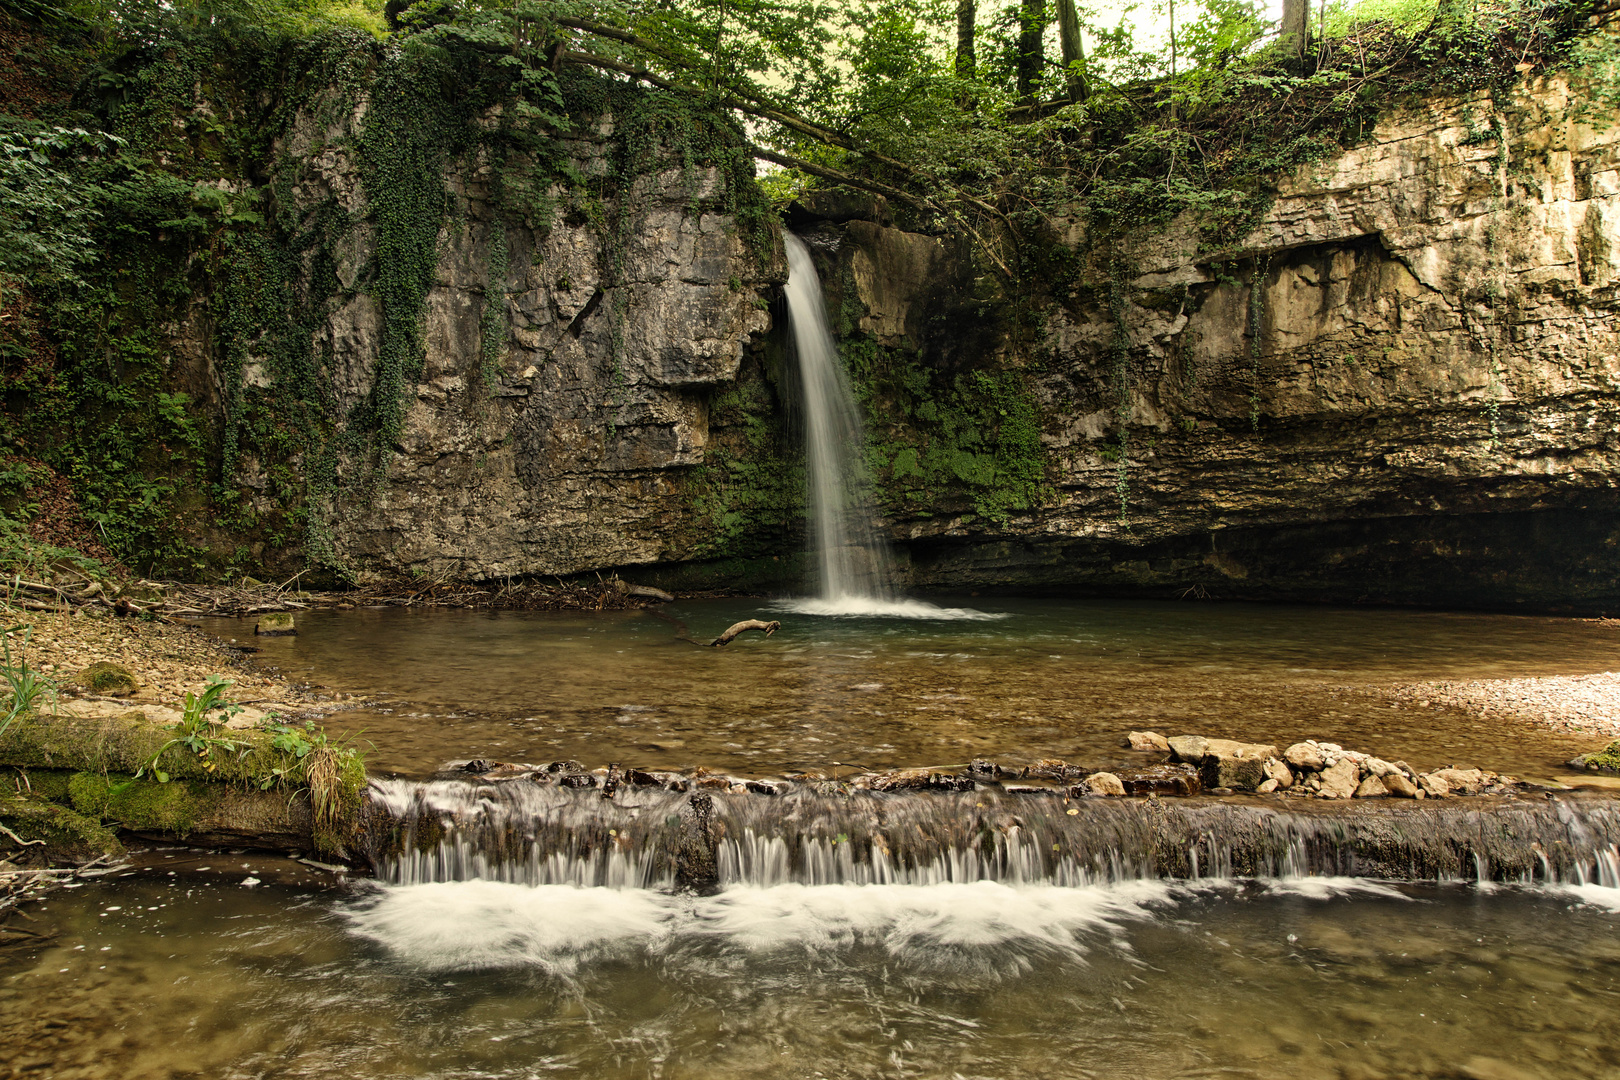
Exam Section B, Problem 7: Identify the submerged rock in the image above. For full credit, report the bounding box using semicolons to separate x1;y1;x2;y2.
1113;764;1202;797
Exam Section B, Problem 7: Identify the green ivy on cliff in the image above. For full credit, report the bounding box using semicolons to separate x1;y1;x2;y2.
0;0;779;580
843;338;1049;526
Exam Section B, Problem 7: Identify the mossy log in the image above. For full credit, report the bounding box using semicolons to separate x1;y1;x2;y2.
0;793;123;866
0;712;367;857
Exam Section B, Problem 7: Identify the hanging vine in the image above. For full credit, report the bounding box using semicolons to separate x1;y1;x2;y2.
1247;255;1270;432
1107;263;1132;524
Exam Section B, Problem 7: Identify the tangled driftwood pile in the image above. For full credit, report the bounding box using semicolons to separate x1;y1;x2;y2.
0;572;681;621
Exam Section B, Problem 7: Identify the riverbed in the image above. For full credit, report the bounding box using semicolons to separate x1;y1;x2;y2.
201;596;1620;782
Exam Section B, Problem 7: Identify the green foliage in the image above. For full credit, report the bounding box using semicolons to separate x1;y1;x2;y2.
684;374;804;558
0;127;120;305
0;624;53;741
263;717;366;830
136;675;246;783
846;339;1049;524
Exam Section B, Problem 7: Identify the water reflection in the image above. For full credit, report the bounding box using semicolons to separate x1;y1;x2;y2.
200;598;1619;779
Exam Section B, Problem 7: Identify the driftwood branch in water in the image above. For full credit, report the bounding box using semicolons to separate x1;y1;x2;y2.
709;620;781;647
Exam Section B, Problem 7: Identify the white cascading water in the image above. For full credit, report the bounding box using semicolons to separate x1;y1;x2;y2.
779;232;996;620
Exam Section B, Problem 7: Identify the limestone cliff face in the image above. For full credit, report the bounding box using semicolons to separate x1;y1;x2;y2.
237;70;1618;609
244;103;786;582
791;71;1620;610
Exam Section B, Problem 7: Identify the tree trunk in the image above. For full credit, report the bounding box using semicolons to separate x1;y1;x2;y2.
955;0;976;78
1280;0;1310;59
1056;0;1086;103
1016;0;1046;105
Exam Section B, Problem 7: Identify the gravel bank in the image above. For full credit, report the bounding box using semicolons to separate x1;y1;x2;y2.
1380;671;1620;739
7;605;355;727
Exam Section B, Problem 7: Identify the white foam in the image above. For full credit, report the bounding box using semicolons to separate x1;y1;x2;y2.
1556;883;1620;912
344;880;1176;973
772;596;1006;621
690;880;1171;959
1260;877;1414;901
345;880;673;973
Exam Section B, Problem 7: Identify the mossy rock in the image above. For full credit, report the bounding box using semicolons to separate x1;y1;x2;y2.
254;612;296;636
75;661;141;697
0;793;123;865
1570;740;1620;774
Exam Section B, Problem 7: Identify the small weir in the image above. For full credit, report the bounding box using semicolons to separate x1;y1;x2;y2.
360;778;1620;891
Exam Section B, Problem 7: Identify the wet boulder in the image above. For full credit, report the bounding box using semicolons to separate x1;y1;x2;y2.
1023;758;1080;781
1354;774;1389;798
1383;772;1422;798
1263;757;1295;789
1198;739;1282;792
863;769;973;792
254;612;296;636
1167;736;1209;763
1417;772;1451;797
1431;767;1490;794
1567;741;1620;774
1079;772;1126;796
1113;763;1202;797
1125;731;1171;752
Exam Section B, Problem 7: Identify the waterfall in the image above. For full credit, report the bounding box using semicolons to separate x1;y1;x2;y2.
779;232;998;620
782;232;891;607
359;778;1620;892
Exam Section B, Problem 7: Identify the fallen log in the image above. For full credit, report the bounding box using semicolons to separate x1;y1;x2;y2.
709;619;781;647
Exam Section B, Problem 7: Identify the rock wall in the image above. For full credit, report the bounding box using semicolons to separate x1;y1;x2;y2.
224;69;1619;610
785;70;1620;610
235;95;787;583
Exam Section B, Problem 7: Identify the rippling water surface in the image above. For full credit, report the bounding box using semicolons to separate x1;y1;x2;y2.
4;871;1619;1079
206;597;1619;779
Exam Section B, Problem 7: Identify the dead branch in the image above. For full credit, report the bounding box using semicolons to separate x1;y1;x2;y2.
709;619;781;647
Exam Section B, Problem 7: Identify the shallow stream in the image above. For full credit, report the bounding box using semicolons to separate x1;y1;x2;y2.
208;597;1617;780
8;598;1619;1078
4;867;1620;1079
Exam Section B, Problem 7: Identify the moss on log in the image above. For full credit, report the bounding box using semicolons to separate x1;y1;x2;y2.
0;793;123;865
0;712;368;858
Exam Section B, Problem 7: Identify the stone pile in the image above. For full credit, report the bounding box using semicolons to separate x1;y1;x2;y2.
1131;731;1519;799
445;735;1525;801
